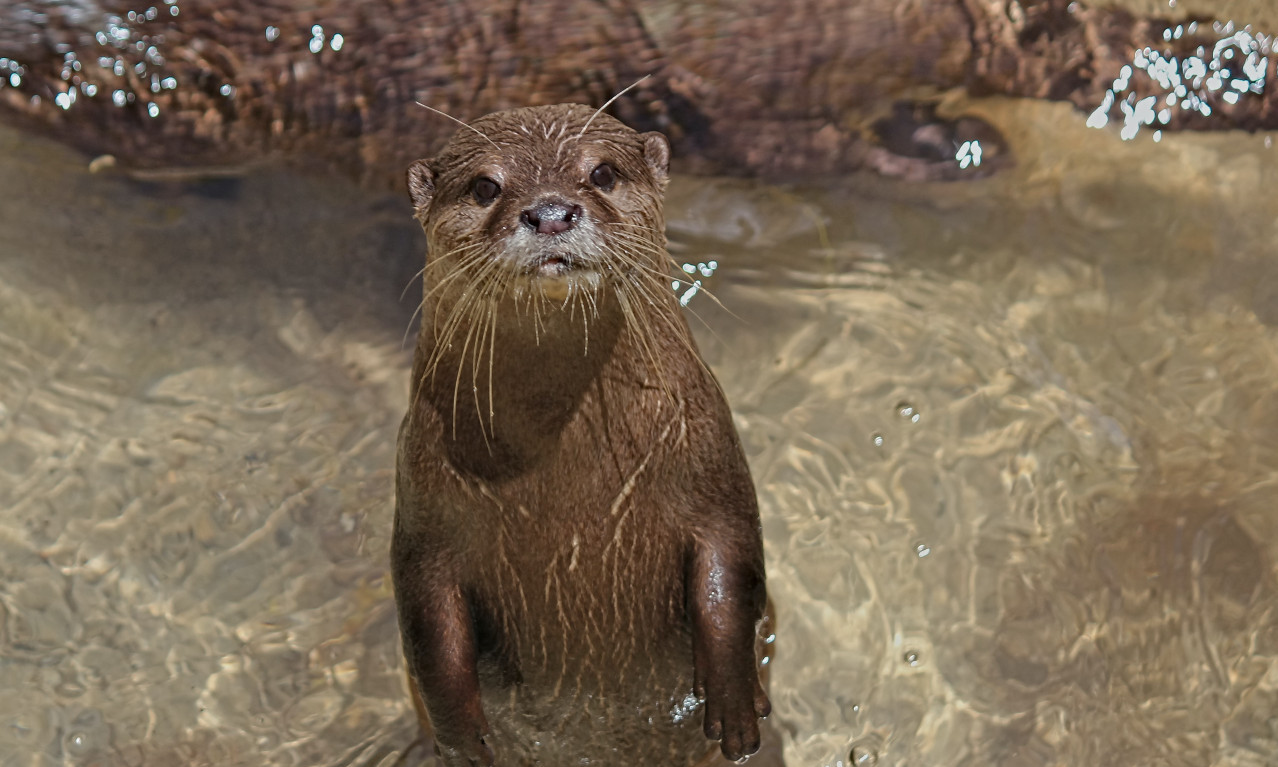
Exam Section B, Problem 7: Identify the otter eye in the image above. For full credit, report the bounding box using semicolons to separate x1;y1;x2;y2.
472;177;500;205
589;163;615;191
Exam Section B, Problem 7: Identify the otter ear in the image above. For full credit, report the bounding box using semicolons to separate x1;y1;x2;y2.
640;132;670;184
406;159;435;210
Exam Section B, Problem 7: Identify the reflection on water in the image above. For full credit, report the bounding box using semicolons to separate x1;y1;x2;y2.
2;97;1278;767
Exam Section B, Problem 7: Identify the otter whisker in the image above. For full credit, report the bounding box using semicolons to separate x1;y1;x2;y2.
415;102;500;150
451;270;505;442
607;230;740;321
469;294;496;446
474;270;509;436
400;301;425;351
403;243;489;350
399;264;427;302
425;254;499;374
603;245;724;381
486;297;498;438
575;75;651;141
411;250;499;417
611;221;664;234
418;249;504;410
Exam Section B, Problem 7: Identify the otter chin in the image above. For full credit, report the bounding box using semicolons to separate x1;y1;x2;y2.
392;103;778;767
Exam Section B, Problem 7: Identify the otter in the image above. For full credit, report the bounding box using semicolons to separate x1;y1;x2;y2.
391;103;777;766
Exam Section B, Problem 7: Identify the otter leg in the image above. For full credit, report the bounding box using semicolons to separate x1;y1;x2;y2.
687;542;771;761
405;668;433;733
393;547;494;767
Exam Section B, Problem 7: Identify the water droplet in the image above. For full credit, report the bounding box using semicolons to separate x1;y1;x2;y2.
914;542;931;558
850;745;878;765
871;433;884;448
64;730;93;756
903;650;920;666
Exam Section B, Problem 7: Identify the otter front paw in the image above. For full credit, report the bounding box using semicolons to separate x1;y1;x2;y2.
698;674;771;761
434;737;495;767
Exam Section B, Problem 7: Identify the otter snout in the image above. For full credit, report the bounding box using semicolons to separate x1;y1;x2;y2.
521;200;583;235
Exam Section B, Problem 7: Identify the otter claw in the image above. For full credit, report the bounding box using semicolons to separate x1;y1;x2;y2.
702;683;768;761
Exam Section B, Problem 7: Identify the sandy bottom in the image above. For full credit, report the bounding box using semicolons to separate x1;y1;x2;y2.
2;97;1277;766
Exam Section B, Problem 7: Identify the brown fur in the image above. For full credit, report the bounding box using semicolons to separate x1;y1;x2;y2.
392;104;776;766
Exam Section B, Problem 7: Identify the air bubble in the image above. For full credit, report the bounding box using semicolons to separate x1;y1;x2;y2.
903;650;920;665
63;729;96;757
914;542;931;558
871;433;884;448
850;745;879;765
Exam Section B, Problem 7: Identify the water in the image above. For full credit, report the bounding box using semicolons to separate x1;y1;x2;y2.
2;96;1277;766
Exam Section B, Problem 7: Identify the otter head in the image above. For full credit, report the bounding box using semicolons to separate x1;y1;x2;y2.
406;104;671;311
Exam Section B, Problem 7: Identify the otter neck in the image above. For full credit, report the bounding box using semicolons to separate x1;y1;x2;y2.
417;289;627;479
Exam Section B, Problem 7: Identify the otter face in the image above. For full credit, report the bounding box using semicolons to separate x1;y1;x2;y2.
406;104;670;302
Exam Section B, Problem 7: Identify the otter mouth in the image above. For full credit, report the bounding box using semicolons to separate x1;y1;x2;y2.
527;252;595;281
534;255;572;278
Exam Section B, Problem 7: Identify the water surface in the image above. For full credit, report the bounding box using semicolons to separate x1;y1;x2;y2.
1;97;1276;766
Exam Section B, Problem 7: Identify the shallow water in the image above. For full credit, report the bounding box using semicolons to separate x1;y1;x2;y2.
2;96;1277;767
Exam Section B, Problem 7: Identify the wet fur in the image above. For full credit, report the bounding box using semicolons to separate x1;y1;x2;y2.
392;104;775;766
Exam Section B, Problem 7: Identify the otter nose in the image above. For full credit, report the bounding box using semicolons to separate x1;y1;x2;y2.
520;201;582;235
